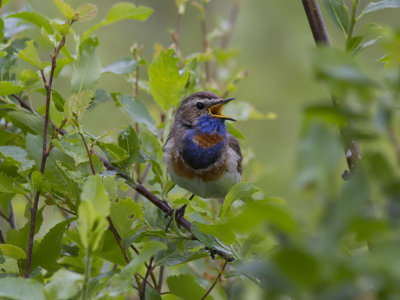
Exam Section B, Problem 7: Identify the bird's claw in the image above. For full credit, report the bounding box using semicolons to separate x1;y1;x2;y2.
164;204;187;232
205;247;217;260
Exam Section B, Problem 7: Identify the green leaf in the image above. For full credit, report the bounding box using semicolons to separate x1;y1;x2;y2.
81;174;110;216
0;172;25;194
82;2;153;40
361;0;400;16
102;58;138;75
52;133;89;166
155;240;208;266
232;199;296;233
53;0;75;20
311;46;376;96
191;223;233;256
75;3;98;22
7;11;54;34
219;182;260;220
20;69;41;85
0;81;24;96
0;278;44;300
110;197;144;238
32;219;73;271
0;146;35;176
323;0;350;34
17;40;50;69
71;37;101;92
43;269;83;300
226;122;245;140
167;274;212;300
148;49;189;110
78;175;110;250
0;244;26;260
196;222;236;245
120;95;157;134
118;126;141;165
64;90;94;119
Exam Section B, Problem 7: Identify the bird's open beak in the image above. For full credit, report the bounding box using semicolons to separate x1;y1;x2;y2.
208;98;236;121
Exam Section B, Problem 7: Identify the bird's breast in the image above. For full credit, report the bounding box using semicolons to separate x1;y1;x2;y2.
181;132;226;170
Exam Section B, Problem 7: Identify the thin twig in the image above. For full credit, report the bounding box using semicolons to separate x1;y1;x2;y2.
173;14;183;53
0;231;4;244
25;35;67;279
158;266;164;294
79;132;96;175
140;257;155;299
201;261;228;300
12;94;32;112
199;2;211;83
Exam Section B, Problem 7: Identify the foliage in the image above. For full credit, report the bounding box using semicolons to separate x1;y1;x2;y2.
1;0;400;299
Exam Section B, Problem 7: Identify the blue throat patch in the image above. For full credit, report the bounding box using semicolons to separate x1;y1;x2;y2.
181;115;226;170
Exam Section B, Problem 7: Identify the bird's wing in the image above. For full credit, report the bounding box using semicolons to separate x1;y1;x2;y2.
228;134;242;174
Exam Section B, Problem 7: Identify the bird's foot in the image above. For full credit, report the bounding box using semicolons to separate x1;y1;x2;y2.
205;247;217;260
164;204;187;232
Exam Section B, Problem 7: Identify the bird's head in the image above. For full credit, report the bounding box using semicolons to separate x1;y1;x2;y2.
175;91;236;132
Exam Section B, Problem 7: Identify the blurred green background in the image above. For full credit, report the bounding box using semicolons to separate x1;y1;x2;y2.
6;0;400;200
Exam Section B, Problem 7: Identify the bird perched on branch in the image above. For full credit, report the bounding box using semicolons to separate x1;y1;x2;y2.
163;91;242;221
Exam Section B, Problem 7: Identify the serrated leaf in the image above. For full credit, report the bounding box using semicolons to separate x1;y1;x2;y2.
110;197;144;238
53;0;75;20
0;244;26;260
64;90;94;119
0;278;44;300
52;133;89;166
148;49;189;110
43;269;83;300
0;81;24;96
118;126;141;165
31;219;73;271
167;274;212;300
71;37;101;92
0;145;35;176
219;182;260;220
7;11;54;34
76;3;98;22
323;0;350;34
361;0;400;16
17;40;50;69
82;2;153;40
102;58;138;75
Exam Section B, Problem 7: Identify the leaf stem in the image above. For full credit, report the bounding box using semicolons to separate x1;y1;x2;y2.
81;248;92;300
347;0;360;42
201;261;228;300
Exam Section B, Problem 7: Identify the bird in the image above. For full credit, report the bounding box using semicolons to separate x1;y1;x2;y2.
163;91;242;222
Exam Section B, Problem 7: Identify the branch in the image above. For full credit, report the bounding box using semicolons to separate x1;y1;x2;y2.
301;0;361;175
25;35;67;279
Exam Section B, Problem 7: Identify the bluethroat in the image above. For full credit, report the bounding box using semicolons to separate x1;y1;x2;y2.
163;91;242;206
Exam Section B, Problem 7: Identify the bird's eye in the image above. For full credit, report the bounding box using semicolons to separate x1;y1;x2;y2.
196;102;205;110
